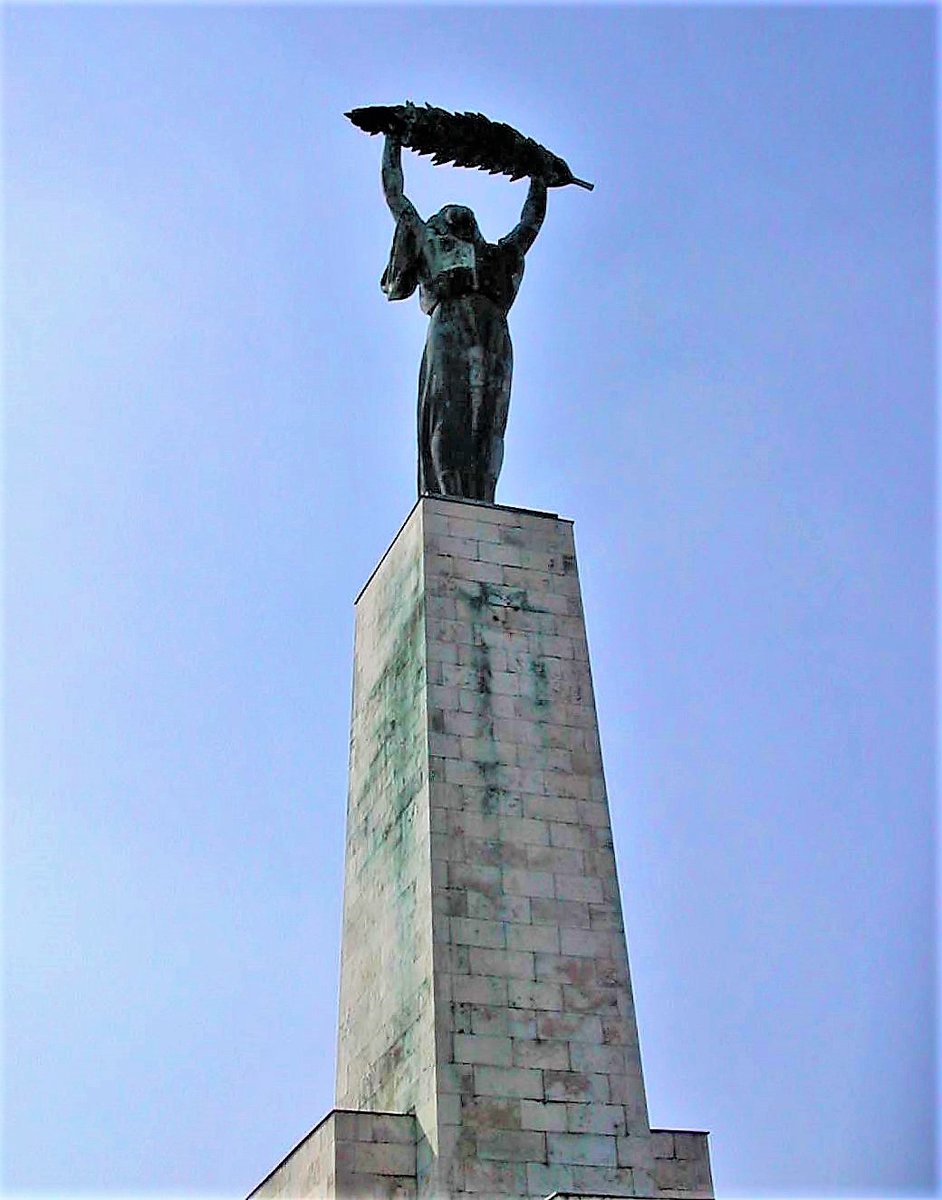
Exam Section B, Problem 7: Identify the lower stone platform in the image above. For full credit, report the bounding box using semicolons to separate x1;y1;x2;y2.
247;1108;711;1200
248;1110;417;1199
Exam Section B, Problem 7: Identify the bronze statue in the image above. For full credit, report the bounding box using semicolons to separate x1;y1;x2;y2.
347;104;592;503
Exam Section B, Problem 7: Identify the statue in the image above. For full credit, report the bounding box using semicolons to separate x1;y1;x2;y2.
347;104;592;503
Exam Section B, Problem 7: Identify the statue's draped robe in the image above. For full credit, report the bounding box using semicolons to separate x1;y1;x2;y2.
382;205;525;503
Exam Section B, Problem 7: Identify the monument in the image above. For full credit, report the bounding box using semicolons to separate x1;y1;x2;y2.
246;105;714;1200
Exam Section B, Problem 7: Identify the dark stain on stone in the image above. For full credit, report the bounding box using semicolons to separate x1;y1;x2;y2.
530;657;549;710
482;786;505;815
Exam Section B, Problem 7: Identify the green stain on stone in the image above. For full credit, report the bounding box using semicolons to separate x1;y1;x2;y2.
347;539;430;1109
529;655;549;710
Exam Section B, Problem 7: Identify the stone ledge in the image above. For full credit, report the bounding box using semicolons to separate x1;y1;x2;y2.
356;496;568;603
247;1108;416;1199
649;1127;713;1198
546;1194;659;1199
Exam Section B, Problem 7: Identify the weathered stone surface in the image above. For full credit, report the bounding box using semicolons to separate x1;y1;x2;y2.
248;1110;416;1200
248;497;714;1199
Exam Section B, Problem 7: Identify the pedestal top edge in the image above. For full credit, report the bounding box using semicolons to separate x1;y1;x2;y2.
423;493;563;521
354;495;572;604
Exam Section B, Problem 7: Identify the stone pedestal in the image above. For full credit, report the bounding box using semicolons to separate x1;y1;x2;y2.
248;497;713;1200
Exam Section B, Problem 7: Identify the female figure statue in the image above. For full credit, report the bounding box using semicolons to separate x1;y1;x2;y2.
380;135;547;503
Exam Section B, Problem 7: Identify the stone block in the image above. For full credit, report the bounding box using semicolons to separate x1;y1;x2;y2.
446;516;492;543
601;1016;636;1046
476;1129;547;1162
526;845;584;874
467;891;531;923
543;1070;609;1104
452;974;508;1006
537;1013;604;1043
473;1065;545;1100
546;1132;617;1167
577;799;611;826
337;1173;416;1199
531;897;591;929
439;944;470;975
448;861;502;894
437;1062;475;1096
548;823;595;850
615;1134;653;1168
608;1071;645;1105
428;731;461;759
519;1099;569;1132
527;1161;574;1196
655;1158;698;1192
569;1042;628;1075
554;873;605;903
453;1033;513;1067
588;904;624;932
506;922;560;954
499;815;551;845
444;758;488;786
534;952;611;987
559;982;620;1015
559;927;618;958
523;794;579;824
674;1131;708;1160
339;1141;416;1177
507;979;563;1012
570;1164;636;1196
471;1004;538;1039
567;1103;627;1136
468;947;535;979
461;1160;528;1194
512;1038;570;1070
502;868;556;898
450;918;506;949
459;1096;522;1132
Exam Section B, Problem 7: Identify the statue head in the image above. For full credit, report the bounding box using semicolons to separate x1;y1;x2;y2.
429;204;483;245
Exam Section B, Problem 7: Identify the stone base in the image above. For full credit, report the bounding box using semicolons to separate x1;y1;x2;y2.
649;1130;713;1199
247;1109;710;1200
247;1110;416;1199
247;497;715;1200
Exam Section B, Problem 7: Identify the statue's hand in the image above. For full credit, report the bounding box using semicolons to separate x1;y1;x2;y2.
389;102;420;145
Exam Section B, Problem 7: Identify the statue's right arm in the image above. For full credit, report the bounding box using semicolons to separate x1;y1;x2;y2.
382;137;422;226
500;176;547;256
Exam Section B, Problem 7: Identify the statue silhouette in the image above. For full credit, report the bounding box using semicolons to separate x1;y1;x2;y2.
380;136;547;503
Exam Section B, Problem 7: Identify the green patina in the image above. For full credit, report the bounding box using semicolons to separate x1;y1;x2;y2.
481;784;510;816
344;539;432;1113
529;654;550;711
354;573;425;863
465;580;529;616
464;578;554;719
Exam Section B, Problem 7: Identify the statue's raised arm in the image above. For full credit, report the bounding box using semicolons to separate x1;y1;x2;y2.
382;136;422;226
500;176;547;257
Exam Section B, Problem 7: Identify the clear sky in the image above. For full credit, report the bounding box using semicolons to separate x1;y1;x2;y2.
3;4;936;1198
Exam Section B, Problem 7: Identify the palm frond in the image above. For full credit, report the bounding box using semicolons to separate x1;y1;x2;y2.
345;102;594;191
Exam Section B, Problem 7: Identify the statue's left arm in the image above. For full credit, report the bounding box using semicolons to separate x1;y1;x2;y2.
500;177;548;256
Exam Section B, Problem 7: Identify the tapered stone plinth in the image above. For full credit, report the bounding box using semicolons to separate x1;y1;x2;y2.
248;497;713;1200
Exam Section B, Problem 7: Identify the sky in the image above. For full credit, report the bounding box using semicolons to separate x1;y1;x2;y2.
2;4;937;1198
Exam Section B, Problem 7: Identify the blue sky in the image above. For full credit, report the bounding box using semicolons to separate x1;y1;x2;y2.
3;4;936;1197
